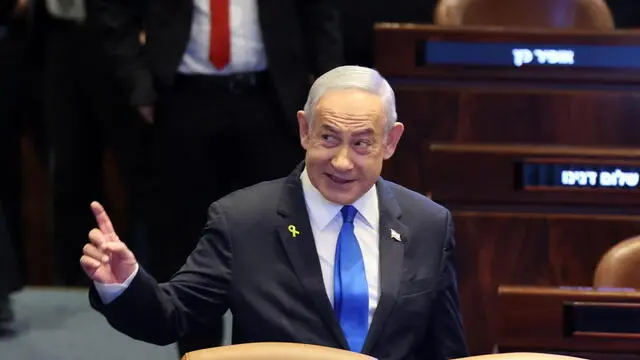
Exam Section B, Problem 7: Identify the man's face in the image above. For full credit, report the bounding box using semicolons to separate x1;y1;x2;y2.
298;88;404;205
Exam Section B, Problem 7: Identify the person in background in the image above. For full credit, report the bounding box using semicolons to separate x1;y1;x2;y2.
88;0;343;355
80;66;469;360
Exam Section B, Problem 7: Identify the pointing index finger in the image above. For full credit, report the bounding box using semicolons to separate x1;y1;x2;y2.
90;201;116;239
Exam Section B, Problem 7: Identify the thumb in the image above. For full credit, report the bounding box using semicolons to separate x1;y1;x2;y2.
101;241;138;283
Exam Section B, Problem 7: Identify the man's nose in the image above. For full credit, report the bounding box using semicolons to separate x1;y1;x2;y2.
331;146;354;171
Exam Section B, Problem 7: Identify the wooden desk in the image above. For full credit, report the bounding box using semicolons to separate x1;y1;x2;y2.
374;24;640;354
497;285;640;359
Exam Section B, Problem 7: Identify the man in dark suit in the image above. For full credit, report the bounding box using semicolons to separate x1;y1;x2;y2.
81;66;469;359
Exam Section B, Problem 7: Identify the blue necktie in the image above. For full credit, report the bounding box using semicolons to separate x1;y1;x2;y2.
333;205;369;353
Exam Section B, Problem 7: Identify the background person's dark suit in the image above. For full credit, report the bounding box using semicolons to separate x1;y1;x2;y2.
89;165;468;360
90;0;343;125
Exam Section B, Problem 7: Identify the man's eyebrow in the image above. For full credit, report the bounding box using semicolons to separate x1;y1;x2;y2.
352;128;375;137
320;124;338;133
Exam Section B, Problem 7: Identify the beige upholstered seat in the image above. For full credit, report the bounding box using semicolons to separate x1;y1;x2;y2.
181;342;374;360
594;235;640;289
454;352;587;360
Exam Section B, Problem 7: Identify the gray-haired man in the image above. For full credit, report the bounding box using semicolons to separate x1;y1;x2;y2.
81;66;469;360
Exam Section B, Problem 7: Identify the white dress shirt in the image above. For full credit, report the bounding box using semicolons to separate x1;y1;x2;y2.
178;0;268;74
95;168;381;328
300;168;380;327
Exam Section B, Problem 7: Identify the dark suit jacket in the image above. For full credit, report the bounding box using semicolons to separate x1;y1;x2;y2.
87;0;344;123
89;164;468;360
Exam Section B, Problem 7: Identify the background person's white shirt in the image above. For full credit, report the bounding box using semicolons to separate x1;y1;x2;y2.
95;168;381;326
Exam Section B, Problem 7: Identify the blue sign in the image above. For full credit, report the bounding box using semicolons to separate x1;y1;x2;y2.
423;41;640;69
520;162;640;189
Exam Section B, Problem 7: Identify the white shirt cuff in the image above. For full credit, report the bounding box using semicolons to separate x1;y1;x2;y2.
94;263;140;305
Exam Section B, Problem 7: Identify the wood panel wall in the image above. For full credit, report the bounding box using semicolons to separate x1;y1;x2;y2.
377;24;640;355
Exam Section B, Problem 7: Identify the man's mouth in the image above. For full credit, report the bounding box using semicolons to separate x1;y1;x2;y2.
326;173;355;185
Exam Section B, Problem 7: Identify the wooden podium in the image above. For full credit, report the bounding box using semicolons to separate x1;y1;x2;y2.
497;285;640;359
374;24;640;354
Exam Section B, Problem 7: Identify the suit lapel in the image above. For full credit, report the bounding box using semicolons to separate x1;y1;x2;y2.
276;164;349;349
362;180;408;354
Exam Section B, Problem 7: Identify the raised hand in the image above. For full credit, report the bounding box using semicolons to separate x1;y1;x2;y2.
80;201;138;284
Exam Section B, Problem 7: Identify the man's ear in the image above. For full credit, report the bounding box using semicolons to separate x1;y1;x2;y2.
297;110;310;150
382;122;405;160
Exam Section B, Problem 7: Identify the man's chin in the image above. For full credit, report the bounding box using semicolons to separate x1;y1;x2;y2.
319;188;358;206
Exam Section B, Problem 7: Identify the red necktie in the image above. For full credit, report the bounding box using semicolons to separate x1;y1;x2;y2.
209;0;230;69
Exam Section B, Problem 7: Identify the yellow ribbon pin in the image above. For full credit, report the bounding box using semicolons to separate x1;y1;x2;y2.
288;225;300;238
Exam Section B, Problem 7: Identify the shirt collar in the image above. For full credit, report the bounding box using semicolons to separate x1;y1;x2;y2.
300;167;379;231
